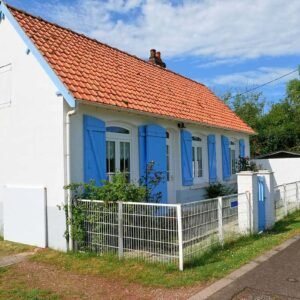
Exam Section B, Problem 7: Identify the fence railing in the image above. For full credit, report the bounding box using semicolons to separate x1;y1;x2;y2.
75;193;245;270
274;181;300;221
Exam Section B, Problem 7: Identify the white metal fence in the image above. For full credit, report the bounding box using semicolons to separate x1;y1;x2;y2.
75;194;244;270
274;181;300;221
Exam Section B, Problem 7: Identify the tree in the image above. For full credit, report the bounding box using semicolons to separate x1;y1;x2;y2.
222;79;300;156
223;92;265;156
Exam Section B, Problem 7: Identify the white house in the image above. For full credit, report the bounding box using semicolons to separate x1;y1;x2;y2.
0;2;254;250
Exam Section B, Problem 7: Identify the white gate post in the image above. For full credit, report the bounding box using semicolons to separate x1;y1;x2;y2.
296;182;300;209
218;196;224;245
283;185;288;216
177;204;184;271
237;171;258;234
118;202;124;259
257;170;275;229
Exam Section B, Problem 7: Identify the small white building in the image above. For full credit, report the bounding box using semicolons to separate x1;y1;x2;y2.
0;3;254;250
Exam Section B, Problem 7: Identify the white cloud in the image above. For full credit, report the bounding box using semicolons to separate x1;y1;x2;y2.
211;67;299;87
34;0;300;60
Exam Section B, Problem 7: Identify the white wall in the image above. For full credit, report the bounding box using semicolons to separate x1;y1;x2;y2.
0;14;67;249
254;158;300;186
70;103;250;203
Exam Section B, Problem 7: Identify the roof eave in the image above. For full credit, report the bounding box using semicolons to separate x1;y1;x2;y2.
75;99;255;135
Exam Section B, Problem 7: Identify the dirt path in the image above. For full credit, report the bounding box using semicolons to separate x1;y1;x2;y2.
4;260;205;299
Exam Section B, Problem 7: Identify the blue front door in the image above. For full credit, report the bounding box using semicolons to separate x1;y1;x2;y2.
258;176;266;231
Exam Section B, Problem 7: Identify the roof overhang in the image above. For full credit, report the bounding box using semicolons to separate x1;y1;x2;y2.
76;98;256;136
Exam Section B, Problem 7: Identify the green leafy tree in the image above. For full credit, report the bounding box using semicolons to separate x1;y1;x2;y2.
223;79;300;156
223;92;265;156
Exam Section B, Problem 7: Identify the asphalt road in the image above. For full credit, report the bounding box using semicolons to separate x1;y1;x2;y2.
209;238;300;299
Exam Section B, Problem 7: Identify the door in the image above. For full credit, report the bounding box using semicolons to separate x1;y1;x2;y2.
166;131;176;203
258;176;266;231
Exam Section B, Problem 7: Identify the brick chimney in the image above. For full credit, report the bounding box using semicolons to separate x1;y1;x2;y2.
148;49;166;68
149;49;157;64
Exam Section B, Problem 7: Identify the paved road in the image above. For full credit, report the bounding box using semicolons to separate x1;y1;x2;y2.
208;238;300;299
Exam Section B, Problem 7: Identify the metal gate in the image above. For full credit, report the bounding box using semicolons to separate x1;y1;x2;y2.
257;176;266;231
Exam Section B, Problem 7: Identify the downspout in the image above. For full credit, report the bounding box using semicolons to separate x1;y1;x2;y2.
66;104;77;251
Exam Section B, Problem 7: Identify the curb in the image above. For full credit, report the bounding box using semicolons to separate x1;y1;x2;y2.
189;234;300;300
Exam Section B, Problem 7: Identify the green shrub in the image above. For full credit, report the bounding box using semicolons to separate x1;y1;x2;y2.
65;173;147;204
205;182;237;198
237;156;258;172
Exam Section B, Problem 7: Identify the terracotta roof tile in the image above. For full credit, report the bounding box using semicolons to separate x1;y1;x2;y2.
9;5;254;134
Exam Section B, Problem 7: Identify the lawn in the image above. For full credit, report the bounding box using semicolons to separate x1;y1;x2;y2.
29;210;300;288
0;236;34;257
0;267;60;300
0;210;300;299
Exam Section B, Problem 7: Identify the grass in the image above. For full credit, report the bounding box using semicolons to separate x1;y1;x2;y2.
0;236;34;257
28;210;300;288
0;267;61;300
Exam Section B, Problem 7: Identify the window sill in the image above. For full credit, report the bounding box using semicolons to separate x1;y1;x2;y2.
188;182;210;190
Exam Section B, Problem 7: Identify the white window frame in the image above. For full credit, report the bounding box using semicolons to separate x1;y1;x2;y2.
106;124;133;182
229;139;238;176
191;135;207;184
166;133;171;182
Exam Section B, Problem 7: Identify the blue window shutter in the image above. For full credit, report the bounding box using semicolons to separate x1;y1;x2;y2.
138;125;147;181
207;135;217;183
181;130;193;186
239;139;245;158
83;115;106;186
139;124;168;203
221;135;231;181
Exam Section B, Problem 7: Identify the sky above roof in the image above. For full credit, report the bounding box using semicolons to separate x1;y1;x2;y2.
6;0;300;106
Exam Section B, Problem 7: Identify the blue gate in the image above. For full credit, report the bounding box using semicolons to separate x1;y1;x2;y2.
257;176;266;231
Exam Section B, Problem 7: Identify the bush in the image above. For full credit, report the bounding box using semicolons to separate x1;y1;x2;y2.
205;182;237;198
65;173;147;204
237;156;258;172
62;162;165;246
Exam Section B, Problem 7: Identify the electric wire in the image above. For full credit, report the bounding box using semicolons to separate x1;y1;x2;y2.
229;68;299;99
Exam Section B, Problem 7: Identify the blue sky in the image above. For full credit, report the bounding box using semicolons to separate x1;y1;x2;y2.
6;0;300;105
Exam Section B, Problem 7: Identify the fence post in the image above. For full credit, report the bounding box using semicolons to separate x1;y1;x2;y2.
118;202;124;259
177;204;184;271
218;196;224;245
296;182;300;209
283;185;288;216
237;171;258;234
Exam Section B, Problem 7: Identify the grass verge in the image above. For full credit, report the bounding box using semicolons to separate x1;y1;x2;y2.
29;210;300;288
0;236;34;257
0;267;61;300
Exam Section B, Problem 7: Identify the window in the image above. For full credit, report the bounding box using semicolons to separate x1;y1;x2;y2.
230;141;237;175
106;126;130;134
166;132;170;181
106;126;131;181
192;136;203;181
231;149;236;175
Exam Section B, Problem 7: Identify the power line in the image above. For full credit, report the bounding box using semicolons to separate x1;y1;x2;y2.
229;67;299;99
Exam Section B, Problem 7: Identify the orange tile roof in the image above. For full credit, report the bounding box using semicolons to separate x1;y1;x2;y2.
9;6;254;134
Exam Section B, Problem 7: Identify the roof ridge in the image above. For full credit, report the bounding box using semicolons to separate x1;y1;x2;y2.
6;3;209;89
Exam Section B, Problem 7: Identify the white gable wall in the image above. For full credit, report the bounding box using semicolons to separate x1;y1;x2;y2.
70;103;250;203
0;14;67;249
